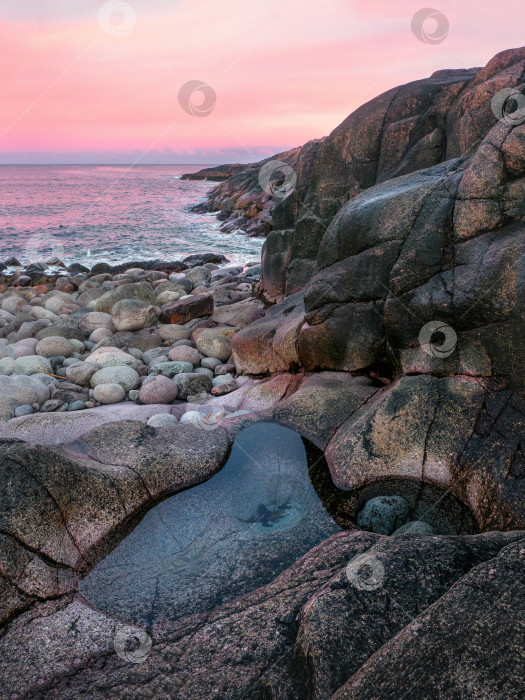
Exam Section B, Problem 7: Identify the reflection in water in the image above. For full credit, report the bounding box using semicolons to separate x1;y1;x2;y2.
0;165;263;267
80;423;340;626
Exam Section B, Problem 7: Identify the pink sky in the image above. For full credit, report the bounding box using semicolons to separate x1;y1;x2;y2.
0;0;523;164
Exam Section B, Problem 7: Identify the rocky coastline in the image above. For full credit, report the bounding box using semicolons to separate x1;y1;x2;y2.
1;46;524;699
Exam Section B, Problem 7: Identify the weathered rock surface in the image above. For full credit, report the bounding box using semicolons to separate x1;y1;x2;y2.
334;537;525;700
326;375;525;531
191;140;324;237
273;372;378;448
0;527;522;699
259;48;525;297
227;48;525;401
232;292;305;373
1;403;182;445
159;293;214;323
111;298;158;331
94;283;158;313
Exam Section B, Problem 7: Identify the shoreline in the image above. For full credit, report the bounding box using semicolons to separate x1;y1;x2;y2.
0;163;265;268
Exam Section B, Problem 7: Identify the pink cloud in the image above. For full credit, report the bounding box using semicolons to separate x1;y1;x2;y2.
0;0;523;162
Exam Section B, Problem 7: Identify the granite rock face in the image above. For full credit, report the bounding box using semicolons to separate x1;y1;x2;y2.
0;526;523;699
191;139;324;237
333;537;525;700
257;48;525;297
0;422;232;627
227;49;525;539
229;48;525;386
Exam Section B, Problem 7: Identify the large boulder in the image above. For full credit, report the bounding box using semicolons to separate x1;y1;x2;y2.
232;293;304;374
193;328;232;362
111;299;158;331
94;283;158;314
159;294;214;324
84;347;140;369
138;376;178;404
90;366;140;393
325;375;525;531
0;375;50;419
211;297;264;327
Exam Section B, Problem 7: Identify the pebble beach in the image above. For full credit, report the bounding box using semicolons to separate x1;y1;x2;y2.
0;253;263;424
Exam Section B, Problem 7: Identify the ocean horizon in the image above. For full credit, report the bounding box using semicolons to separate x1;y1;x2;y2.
0;164;263;268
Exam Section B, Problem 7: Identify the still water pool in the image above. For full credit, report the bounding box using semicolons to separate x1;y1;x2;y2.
80;423;341;625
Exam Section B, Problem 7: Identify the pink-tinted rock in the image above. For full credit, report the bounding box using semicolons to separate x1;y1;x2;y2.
211;381;238;396
138;376;179;404
168;345;201;365
159;294;214;324
211;298;264;328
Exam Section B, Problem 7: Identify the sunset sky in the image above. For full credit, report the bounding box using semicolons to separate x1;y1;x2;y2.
0;0;523;164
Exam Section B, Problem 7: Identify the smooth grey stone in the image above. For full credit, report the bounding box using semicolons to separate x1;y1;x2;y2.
67;401;87;412
14;404;34;417
357;496;410;535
